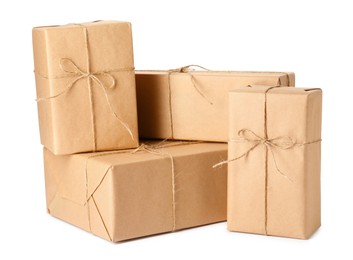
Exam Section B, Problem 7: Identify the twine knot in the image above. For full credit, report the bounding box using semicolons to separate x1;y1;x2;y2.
213;128;296;181
261;139;269;145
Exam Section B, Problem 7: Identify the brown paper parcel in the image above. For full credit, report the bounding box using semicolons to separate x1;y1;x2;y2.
226;86;322;239
136;69;295;142
44;141;227;242
33;21;139;155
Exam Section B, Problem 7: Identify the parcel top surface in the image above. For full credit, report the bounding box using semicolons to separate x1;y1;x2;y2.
135;70;293;78
75;142;228;168
230;86;321;95
33;20;131;30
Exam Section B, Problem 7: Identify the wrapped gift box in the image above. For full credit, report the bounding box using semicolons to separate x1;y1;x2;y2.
226;86;322;239
44;141;227;242
33;21;139;155
136;69;295;142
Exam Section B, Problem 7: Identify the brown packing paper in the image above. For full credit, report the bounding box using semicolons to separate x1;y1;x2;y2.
136;69;295;142
43;141;227;242
33;21;139;155
226;86;322;239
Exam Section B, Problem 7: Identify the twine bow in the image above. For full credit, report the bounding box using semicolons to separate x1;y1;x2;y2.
36;58;117;101
213;128;298;181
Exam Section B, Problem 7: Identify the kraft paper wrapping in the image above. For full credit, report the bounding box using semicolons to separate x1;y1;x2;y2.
33;21;139;155
227;86;322;239
43;142;227;242
136;70;295;142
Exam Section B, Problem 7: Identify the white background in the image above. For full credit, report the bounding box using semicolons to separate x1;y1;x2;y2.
1;0;352;259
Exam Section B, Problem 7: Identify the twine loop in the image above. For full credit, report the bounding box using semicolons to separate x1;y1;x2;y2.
172;64;210;73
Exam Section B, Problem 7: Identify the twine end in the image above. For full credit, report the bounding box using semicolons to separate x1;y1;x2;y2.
213;161;226;169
